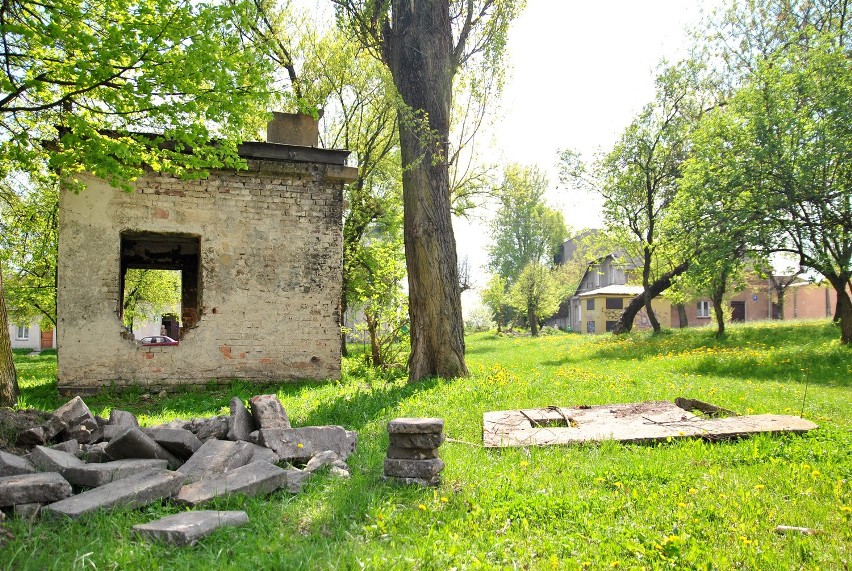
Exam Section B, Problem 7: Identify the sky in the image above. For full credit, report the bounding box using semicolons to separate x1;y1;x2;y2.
454;0;721;314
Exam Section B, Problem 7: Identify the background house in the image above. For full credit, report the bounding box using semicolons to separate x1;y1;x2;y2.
8;319;55;351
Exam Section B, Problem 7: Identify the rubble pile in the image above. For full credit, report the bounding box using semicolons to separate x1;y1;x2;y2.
0;395;356;545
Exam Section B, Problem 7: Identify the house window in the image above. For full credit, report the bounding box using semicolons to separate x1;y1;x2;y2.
586;320;596;333
586;299;595;310
16;325;29;340
697;300;710;318
605;297;624;310
120;232;200;339
606;320;618;332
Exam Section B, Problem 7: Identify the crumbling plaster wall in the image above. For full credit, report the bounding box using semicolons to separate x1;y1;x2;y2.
57;159;354;393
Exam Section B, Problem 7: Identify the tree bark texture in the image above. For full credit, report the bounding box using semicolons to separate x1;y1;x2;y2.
0;266;20;407
826;276;852;345
641;248;661;333
528;307;538;337
613;261;690;334
712;283;726;339
383;0;468;381
676;303;688;328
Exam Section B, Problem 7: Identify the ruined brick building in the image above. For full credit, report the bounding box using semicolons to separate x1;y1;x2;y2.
56;114;357;394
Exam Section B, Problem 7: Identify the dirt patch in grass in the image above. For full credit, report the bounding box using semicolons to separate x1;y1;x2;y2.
0;408;51;455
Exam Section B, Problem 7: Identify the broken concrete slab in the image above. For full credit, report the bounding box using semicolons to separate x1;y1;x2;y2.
384;458;445;480
387;418;444;434
41;468;183;519
251;426;357;463
303;451;340;474
0;451;36;477
62;424;93;444
145;428;203;460
17;426;48;446
388;432;446;449
78;442;112;463
52;396;96;430
249;394;290;429
104;427;182;469
29;445;84;474
132;510;249;546
193;416;229;441
0;473;73;507
108;409;139;428
89;424;127;443
246;443;278;465
49;439;79;455
482;400;819;448
386;445;439;460
174;461;290;507
63;459;169;488
227;397;255;442
177;439;254;484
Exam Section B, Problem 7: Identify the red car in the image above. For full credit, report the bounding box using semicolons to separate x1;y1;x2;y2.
141;335;179;347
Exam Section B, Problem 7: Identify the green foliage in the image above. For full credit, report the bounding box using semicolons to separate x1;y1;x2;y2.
508;261;561;336
488;164;566;283
121;269;181;333
0;178;58;329
6;320;851;568
0;0;274;188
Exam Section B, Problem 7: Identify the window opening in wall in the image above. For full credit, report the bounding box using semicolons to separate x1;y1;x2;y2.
605;297;624;310
586;320;596;333
586;298;595;310
697;300;710;318
16;325;29;340
605;320;618;332
120;232;200;341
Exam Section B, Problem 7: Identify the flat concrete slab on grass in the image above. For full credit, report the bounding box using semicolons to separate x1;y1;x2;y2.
144;428;203;459
63;459;169;488
251;426;357;463
0;473;73;507
41;468;183;519
387;418;444;434
483;400;819;448
132;510;249;546
29;446;84;474
174;461;289;507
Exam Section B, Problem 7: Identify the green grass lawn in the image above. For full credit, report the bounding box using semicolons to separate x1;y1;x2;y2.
3;320;850;570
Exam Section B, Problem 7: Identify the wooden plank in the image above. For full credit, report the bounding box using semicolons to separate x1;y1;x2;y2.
483;400;817;448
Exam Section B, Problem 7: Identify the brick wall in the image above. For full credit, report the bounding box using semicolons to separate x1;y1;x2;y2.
57;157;355;393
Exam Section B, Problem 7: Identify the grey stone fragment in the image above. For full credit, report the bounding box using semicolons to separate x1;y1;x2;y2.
388;432;446;449
284;469;310;493
78;442;112;463
159;419;191;430
104;427;182;469
329;465;350;479
62;425;92;444
13;502;42;519
303;450;340;474
52;396;95;430
29;446;84;474
145;428;203;459
246;443;278;465
49;439;79;455
383;457;445;479
94;415;109;427
17;426;47;446
177;439;254;483
63;459;169;488
252;426;357;463
89;424;126;443
227;397;255;441
132;510;249;546
174;462;289;507
0;473;72;507
386;445;439;460
41;468;183;519
381;474;441;487
193;416;229;441
42;416;70;441
108;409;139;428
0;451;36;477
387;417;444;434
249;394;291;429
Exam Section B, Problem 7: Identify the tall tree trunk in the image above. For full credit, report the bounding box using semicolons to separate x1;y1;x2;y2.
384;0;468;381
613;261;690;334
676;303;688;328
827;275;852;344
528;307;538;336
711;285;726;339
641;247;661;332
0;266;20;407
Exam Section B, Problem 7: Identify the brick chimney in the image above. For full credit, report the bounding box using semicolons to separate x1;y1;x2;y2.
266;112;319;147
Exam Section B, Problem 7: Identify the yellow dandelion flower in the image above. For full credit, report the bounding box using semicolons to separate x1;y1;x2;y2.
754;484;765;490
418;504;426;511
520;460;529;467
297;443;304;449
689;488;698;494
440;496;448;503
